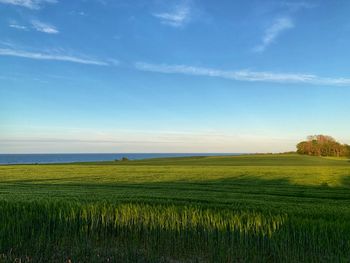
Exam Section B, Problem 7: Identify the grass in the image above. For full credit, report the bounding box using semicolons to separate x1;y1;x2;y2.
0;154;350;262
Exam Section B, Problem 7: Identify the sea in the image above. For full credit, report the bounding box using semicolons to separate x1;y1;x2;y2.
0;153;238;165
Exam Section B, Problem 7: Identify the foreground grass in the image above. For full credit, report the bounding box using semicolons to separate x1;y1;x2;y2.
0;154;350;262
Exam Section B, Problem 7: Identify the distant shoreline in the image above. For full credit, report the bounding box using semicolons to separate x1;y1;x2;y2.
0;153;245;165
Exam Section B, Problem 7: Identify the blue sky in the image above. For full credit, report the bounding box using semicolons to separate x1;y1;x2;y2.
1;0;350;153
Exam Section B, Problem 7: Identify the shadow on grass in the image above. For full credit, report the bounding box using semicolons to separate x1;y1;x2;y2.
1;175;350;213
1;175;350;262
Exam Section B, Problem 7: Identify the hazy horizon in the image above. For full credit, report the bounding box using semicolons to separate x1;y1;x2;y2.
1;0;349;153
0;152;253;155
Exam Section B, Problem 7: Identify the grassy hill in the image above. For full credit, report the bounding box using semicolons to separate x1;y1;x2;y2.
74;153;350;166
1;154;349;203
0;154;349;262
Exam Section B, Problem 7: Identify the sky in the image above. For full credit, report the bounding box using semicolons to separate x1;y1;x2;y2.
1;0;350;153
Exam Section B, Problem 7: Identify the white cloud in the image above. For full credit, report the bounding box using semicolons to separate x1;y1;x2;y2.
254;17;294;52
31;20;59;34
0;0;57;9
0;48;109;66
135;62;350;86
69;10;87;16
153;4;190;27
9;24;28;30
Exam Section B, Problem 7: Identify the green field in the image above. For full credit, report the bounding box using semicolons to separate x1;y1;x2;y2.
0;154;350;262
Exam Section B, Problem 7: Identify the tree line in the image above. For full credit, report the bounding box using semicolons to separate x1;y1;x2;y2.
297;135;350;157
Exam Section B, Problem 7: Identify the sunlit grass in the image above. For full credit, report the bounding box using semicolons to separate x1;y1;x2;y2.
0;154;349;262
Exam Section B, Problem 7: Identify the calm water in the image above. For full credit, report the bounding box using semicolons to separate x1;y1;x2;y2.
0;153;238;165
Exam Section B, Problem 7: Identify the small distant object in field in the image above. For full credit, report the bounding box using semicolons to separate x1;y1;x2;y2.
114;157;129;162
281;151;296;155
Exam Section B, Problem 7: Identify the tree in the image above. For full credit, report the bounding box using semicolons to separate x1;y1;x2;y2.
296;135;349;157
345;144;350;157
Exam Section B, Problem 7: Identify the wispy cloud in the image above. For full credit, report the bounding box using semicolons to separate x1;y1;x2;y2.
153;3;191;27
9;24;28;30
254;17;294;52
0;0;57;9
0;48;109;66
252;2;316;53
135;62;350;86
69;10;87;16
31;20;59;34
